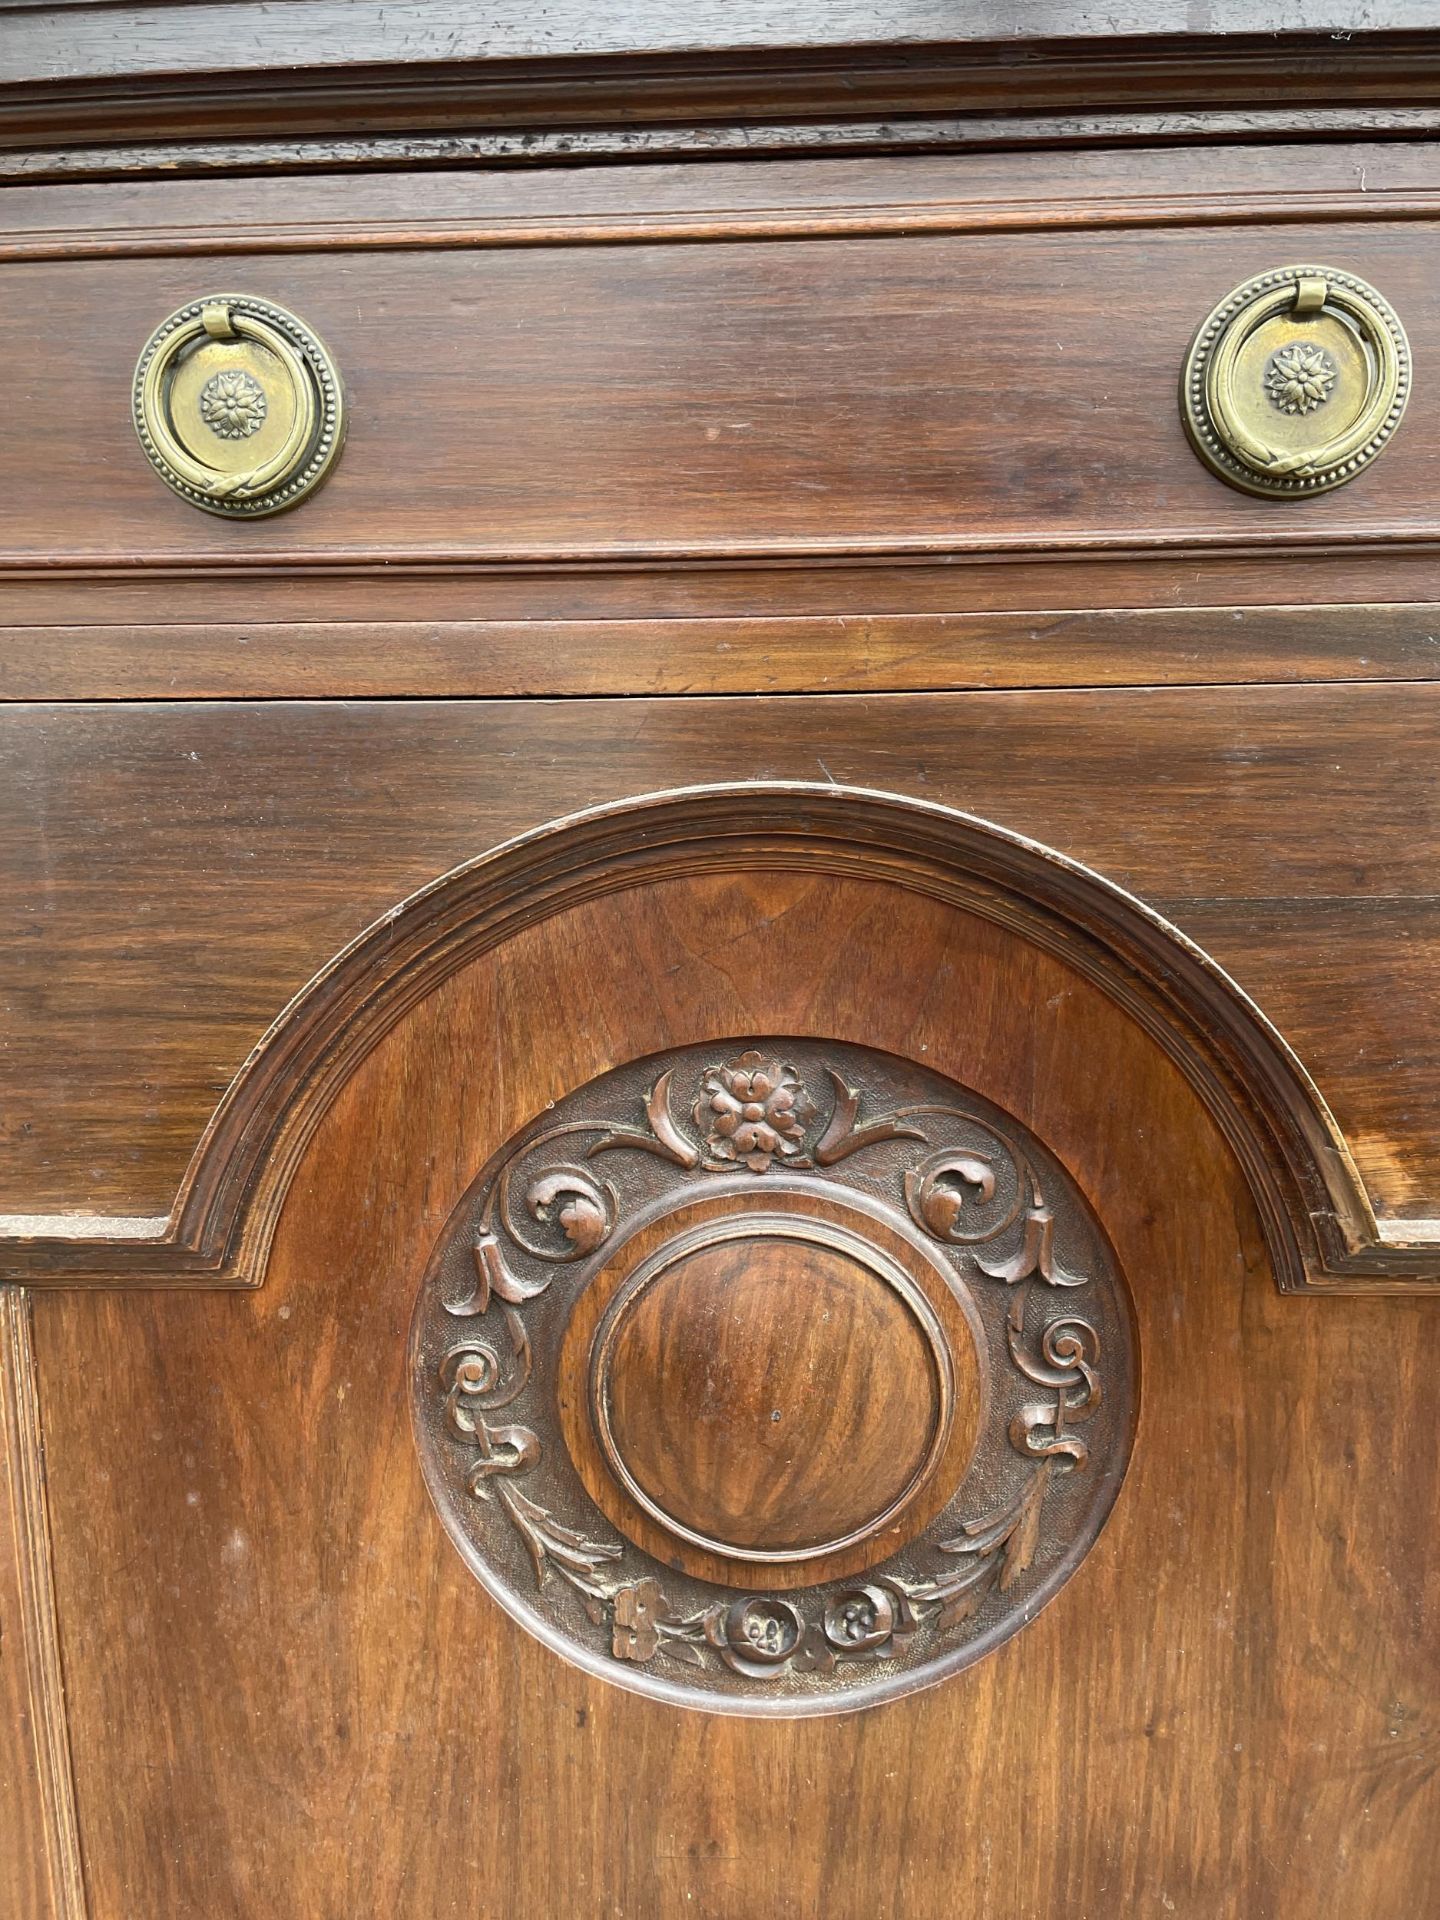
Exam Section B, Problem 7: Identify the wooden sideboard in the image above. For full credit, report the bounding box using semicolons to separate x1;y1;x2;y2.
2;7;1438;1916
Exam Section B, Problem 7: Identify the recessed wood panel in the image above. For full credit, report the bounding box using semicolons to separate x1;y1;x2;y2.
28;873;1440;1916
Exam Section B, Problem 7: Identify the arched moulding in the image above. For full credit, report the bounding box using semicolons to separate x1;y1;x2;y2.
0;783;1431;1294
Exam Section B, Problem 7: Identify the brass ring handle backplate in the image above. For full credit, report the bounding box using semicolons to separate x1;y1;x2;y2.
132;294;345;516
1181;264;1410;497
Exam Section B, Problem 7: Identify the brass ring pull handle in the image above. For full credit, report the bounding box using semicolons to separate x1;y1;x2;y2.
133;294;345;517
1181;265;1410;497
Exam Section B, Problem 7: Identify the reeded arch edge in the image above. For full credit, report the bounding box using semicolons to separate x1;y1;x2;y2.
0;783;1431;1293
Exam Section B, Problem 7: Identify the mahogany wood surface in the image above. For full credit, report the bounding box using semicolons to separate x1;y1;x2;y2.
5;165;1440;569
27;873;1440;1918
2;16;1439;1912
13;567;1440;700
0;1291;56;1920
0;1289;80;1920
598;1235;943;1558
1;687;1433;1238
8;601;1440;702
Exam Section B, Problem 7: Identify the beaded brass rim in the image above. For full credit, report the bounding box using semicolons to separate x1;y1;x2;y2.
132;294;345;517
1181;265;1410;498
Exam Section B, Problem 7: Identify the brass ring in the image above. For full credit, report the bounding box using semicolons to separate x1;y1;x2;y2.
1181;265;1410;498
132;294;345;517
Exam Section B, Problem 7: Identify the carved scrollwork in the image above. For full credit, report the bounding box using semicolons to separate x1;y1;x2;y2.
439;1338;539;1495
1005;1307;1102;1466
511;1167;616;1260
410;1039;1136;1713
498;1162;618;1263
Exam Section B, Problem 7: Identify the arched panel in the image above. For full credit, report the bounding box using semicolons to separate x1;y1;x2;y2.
1;784;1429;1292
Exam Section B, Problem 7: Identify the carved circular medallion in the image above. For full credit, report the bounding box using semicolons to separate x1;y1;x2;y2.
409;1040;1137;1715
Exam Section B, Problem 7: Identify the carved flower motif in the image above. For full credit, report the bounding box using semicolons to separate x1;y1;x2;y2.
822;1579;920;1658
1264;341;1336;416
611;1577;667;1662
694;1051;812;1172
199;368;268;439
706;1597;803;1676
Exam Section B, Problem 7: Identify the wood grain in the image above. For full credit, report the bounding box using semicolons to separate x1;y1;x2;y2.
12;552;1440;694
10;2;1440;85
0;1289;85;1920
29;872;1440;1917
598;1234;942;1556
4;167;1440;570
0;687;1432;1251
5;603;1440;702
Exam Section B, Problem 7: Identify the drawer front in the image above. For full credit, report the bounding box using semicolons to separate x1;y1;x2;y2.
5;144;1440;574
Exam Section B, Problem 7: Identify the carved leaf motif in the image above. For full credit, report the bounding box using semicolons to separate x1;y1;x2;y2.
643;1070;702;1167
657;1638;708;1669
976;1203;1087;1287
498;1486;624;1590
445;1231;551;1316
905;1154;997;1239
813;1069;928;1165
1001;1466;1049;1590
525;1170;613;1255
934;1459;1055;1597
588;1068;700;1167
934;1566;997;1634
476;1229;552;1304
